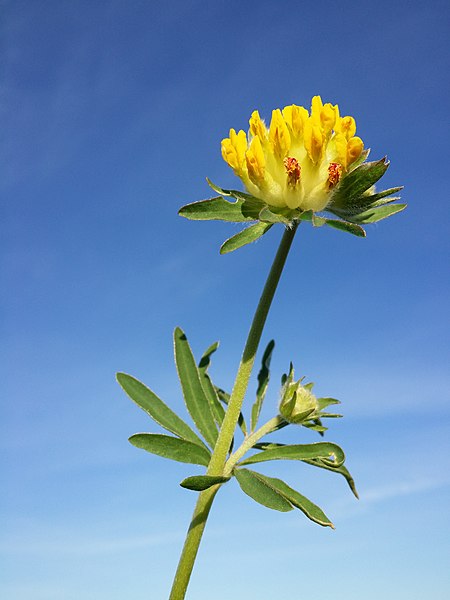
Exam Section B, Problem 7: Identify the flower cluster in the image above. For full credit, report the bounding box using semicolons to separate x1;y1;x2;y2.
221;96;364;212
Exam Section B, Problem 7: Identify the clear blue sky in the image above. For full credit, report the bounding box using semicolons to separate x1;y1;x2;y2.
2;1;449;598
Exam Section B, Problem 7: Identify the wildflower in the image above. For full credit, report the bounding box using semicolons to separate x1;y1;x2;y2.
221;96;364;212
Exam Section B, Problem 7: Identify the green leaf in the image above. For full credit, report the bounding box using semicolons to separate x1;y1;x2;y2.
239;442;345;467
197;342;226;428
251;340;275;431
116;373;206;448
216;387;247;436
220;222;273;254
349;203;407;224
329;158;389;209
235;468;294;512
129;433;211;466
180;475;230;491
179;196;260;222
302;459;359;499
324;218;366;237
261;476;335;528
174;328;218;449
198;342;219;373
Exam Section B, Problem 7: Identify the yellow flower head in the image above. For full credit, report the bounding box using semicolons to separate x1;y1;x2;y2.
221;96;364;212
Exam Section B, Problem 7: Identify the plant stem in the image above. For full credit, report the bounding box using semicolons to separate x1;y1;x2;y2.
168;223;299;600
223;415;286;476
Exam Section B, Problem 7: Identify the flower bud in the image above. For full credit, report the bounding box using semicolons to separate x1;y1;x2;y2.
279;380;319;424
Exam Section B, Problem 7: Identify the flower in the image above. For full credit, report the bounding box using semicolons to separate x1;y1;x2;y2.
221;96;364;212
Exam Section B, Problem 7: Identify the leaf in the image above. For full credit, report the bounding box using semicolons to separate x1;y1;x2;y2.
198;342;219;373
261;476;335;528
174;328;218;449
251;340;275;431
235;468;294;512
180;475;230;491
349;203;407;224
116;373;206;448
216;387;247;436
239;442;345;467
329;158;389;209
324;218;366;237
220;222;273;254
179;196;260;222
197;342;226;428
129;433;211;466
302;459;359;498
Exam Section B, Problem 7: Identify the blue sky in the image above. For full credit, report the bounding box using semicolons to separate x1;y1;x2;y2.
1;0;449;598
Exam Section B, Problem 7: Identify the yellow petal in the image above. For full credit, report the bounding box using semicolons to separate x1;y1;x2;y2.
304;118;324;164
246;135;265;184
269;109;291;158
249;110;268;141
347;136;363;166
282;104;309;139
334;133;348;169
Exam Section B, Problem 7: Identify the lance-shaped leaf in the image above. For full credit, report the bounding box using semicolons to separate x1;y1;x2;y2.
179;196;261;223
180;474;230;491
260;475;335;528
116;373;207;448
239;442;345;467
303;458;359;499
220;222;273;254
251;340;275;431
235;468;294;512
174;328;218;449
329;158;390;209
129;433;211;466
348;203;407;224
198;343;226;428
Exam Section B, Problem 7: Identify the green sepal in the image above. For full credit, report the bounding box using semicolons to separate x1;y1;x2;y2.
323;218;366;237
317;397;341;410
116;373;206;448
178;196;260;222
220;222;273;254
180;475;230;491
174;328;218;449
347;203;407;224
328;158;390;210
129;433;211;466
259;206;294;224
206;179;264;204
303;458;359;499
251;340;275;431
234;468;294;512
239;442;345;467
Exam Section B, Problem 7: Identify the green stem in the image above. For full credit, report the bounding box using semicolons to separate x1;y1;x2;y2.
223;415;286;477
169;223;299;600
